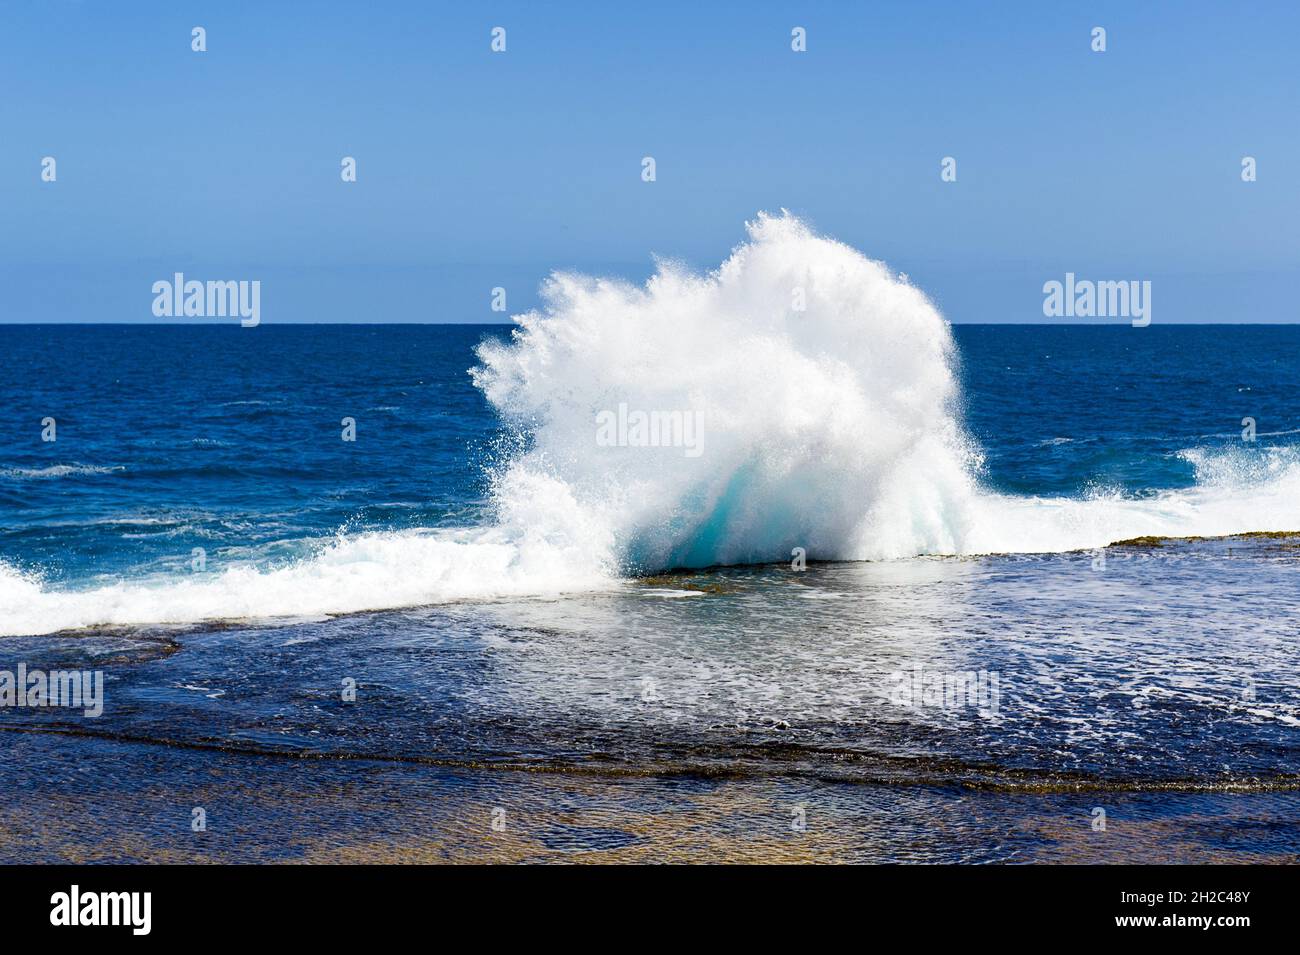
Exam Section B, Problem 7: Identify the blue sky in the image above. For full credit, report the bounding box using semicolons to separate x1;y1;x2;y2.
3;0;1298;323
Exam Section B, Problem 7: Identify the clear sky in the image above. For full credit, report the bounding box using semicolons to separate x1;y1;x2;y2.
4;0;1298;323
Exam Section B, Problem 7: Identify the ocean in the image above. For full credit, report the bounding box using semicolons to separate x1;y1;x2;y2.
2;219;1299;862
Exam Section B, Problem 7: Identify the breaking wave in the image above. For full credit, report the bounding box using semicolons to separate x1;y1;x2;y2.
3;212;1298;636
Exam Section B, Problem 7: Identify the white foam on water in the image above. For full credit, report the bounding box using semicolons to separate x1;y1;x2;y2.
0;527;615;637
1;464;125;480
472;210;981;569
3;212;1298;636
963;445;1300;555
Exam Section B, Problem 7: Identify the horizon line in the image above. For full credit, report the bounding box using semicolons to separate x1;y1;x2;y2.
2;321;1299;328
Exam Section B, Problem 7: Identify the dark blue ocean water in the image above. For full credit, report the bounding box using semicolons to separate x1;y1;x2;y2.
3;324;1298;581
0;325;504;582
2;324;1299;862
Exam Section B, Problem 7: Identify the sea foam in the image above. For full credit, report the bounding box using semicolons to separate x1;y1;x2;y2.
3;212;1299;636
473;210;982;569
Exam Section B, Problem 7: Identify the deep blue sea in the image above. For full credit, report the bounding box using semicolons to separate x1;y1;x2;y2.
4;324;1299;582
2;322;1299;862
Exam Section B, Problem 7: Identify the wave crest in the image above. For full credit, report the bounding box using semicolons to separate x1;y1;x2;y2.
3;213;1300;636
474;211;982;568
